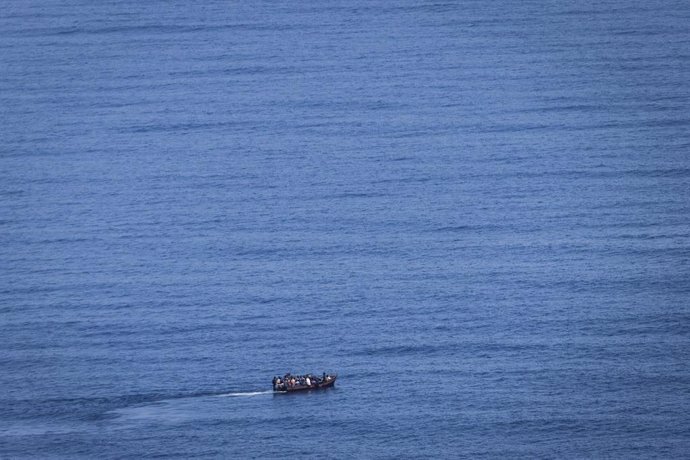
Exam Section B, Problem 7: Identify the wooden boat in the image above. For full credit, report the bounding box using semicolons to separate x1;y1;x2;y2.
273;373;337;393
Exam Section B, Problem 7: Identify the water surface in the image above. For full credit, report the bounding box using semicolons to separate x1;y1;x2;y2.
2;0;690;458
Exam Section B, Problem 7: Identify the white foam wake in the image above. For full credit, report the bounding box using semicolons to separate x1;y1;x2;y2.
215;390;274;397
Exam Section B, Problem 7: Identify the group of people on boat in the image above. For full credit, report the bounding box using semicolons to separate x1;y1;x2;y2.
272;372;333;391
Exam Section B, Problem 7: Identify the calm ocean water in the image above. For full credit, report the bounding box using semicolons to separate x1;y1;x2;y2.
2;1;690;458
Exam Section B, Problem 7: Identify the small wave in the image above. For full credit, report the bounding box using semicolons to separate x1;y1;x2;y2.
0;423;80;437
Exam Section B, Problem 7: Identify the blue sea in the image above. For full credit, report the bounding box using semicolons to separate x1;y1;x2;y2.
2;1;690;458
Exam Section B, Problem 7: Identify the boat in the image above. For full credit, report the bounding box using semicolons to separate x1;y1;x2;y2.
272;373;337;393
